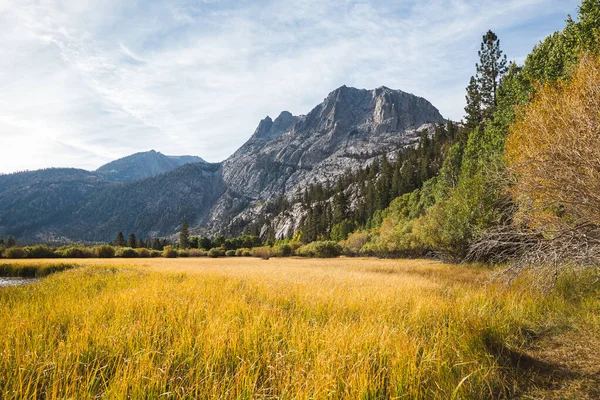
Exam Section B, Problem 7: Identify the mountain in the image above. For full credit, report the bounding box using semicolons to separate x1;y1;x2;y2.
97;150;206;182
0;86;445;243
210;86;445;235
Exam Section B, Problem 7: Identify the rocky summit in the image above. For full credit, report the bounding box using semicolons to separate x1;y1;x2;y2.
0;86;445;242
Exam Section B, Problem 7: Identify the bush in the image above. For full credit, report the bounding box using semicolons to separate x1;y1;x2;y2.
296;241;342;258
4;247;26;259
342;232;369;256
188;249;207;257
94;245;115;258
136;248;151;258
208;248;225;258
150;250;162;258
235;248;252;257
272;244;292;257
251;246;272;260
23;245;56;258
178;250;190;257
162;246;178;258
57;246;94;258
225;250;236;257
117;247;138;258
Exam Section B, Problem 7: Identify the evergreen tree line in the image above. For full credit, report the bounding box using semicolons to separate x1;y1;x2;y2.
244;121;463;244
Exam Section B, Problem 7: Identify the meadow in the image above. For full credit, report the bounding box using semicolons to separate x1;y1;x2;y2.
0;258;598;399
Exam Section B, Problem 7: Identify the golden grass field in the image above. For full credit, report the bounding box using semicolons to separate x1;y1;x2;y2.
0;257;598;399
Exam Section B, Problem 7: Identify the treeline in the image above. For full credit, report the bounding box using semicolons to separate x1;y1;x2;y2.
240;0;600;269
243;121;462;244
335;0;600;271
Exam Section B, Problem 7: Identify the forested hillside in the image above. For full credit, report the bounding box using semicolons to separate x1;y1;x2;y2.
254;0;600;272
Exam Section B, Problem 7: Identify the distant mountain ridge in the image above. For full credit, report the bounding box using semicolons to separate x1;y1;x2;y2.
97;150;206;182
0;85;445;243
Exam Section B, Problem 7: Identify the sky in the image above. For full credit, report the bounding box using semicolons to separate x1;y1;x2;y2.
0;0;580;173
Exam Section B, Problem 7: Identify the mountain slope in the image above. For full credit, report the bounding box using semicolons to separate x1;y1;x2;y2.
0;169;109;241
97;150;205;182
0;85;445;242
210;86;445;234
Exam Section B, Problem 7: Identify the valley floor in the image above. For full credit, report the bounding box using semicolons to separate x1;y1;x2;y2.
0;258;598;399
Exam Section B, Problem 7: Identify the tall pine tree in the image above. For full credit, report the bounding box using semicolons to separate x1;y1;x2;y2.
180;220;190;249
464;76;483;130
116;232;126;247
128;233;137;248
476;30;508;120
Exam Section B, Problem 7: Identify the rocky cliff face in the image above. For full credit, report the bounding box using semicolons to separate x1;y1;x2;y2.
210;86;444;235
0;85;445;242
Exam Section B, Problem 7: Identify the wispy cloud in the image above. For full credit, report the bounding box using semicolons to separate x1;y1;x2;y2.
0;0;579;173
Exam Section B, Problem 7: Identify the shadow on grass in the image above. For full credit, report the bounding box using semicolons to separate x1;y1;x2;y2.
485;331;600;399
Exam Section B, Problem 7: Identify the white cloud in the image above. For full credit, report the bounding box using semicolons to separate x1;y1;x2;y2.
0;0;580;173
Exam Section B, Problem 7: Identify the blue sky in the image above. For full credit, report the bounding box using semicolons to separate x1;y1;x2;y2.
0;0;580;173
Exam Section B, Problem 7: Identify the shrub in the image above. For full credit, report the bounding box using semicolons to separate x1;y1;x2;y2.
289;241;303;255
4;247;26;259
150;250;162;258
225;250;236;257
272;244;292;257
23;245;56;258
117;247;138;258
94;245;115;258
208;248;225;258
178;250;190;257
136;248;151;258
163;246;178;258
296;241;342;258
235;248;252;257
188;249;207;257
342;232;369;256
251;246;272;260
57;246;94;258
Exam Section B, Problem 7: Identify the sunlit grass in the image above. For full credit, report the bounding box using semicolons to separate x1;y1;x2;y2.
0;262;77;277
0;258;597;399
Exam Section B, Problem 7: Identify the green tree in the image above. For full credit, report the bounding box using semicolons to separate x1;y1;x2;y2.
116;232;126;247
128;233;137;248
199;237;213;250
6;236;16;248
464;76;483;130
332;187;348;225
179;220;190;249
476;30;508;119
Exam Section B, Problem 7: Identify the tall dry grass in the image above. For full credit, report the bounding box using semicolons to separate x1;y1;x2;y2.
0;258;597;399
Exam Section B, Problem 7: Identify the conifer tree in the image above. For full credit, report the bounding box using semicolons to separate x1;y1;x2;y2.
464;76;483;130
6;236;16;248
128;233;137;248
180;219;190;249
116;232;126;247
332;183;348;225
476;30;508;119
